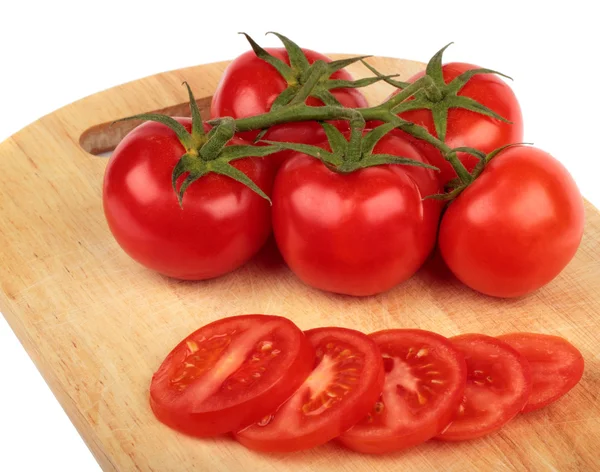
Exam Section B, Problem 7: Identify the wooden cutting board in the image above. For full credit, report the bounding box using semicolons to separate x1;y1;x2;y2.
1;55;599;472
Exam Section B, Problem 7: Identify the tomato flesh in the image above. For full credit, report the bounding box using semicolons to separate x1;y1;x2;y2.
498;333;584;413
436;334;531;441
150;315;314;437
338;329;466;454
234;327;384;452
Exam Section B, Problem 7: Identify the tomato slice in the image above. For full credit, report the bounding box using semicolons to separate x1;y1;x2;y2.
234;327;384;452
149;315;314;437
436;334;531;441
497;333;584;413
338;329;467;454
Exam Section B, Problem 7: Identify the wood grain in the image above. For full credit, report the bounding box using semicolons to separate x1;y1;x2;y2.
0;55;599;472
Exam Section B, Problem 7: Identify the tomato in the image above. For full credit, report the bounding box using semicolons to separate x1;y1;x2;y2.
149;315;314;437
438;146;585;298
271;132;441;296
498;333;584;413
103;118;273;280
210;47;367;169
338;329;466;454
395;62;523;185
436;334;531;441
234;327;384;452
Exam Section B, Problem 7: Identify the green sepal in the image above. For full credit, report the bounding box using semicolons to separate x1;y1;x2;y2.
356;153;439;171
435;142;534;200
446;67;512;95
445;95;511;123
266;31;310;72
361;123;398;155
324;75;399;90
327;55;372;74
423;185;465;202
270;86;300;110
253;128;269;143
171;143;281;206
260;140;341;167
360;60;410;89
241;33;394;110
182;81;205;147
471;142;533;178
112;113;194;150
239;32;295;83
426;43;453;85
430;104;449;143
312;90;342;106
218;144;284;162
171;153;209;206
210;160;271;203
319;123;348;155
390;43;514;144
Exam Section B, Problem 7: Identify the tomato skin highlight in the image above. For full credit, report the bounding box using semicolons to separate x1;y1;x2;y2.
498;333;584;413
103;118;273;280
396;62;524;185
436;334;532;442
210;47;367;170
338;329;467;454
272;133;441;297
149;315;315;437
438;146;585;298
234;327;385;452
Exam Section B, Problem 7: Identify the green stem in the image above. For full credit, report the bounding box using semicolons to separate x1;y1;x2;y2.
200;118;235;160
385;76;434;110
445;151;473;184
233;105;357;132
346;112;366;162
424;82;443;102
287;60;328;106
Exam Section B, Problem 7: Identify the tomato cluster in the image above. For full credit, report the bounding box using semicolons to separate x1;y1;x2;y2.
102;33;585;299
150;314;585;454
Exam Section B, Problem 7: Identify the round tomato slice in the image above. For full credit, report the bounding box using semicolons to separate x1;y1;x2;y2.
149;315;314;437
436;334;531;441
234;327;384;452
498;333;584;413
338;329;466;454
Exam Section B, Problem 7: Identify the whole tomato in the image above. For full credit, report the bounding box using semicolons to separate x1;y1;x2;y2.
396;62;524;185
438;146;584;298
103;118;273;280
272;132;441;296
211;48;366;170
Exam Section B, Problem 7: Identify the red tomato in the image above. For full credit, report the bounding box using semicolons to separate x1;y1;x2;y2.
210;48;367;169
436;334;531;441
498;333;584;413
396;62;523;185
272;133;441;296
438;146;585;298
338;329;466;454
234;327;384;452
103;118;273;280
149;315;315;437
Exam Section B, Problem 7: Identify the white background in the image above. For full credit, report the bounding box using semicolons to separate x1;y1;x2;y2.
1;1;598;470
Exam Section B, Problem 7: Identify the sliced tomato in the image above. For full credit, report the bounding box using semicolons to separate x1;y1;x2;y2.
149;315;314;437
497;333;584;413
234;327;384;452
338;329;466;454
436;334;531;441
